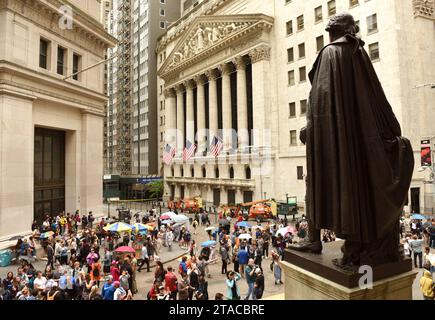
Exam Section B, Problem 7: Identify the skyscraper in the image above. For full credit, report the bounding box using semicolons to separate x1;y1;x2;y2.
105;0;181;181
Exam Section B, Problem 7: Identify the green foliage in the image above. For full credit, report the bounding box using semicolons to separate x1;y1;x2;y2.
147;180;163;199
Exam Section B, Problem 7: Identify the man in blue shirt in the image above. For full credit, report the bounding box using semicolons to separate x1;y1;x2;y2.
238;248;249;277
179;256;188;274
102;276;116;300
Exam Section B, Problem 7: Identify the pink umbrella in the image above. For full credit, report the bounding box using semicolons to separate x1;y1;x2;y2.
160;214;171;220
114;246;135;253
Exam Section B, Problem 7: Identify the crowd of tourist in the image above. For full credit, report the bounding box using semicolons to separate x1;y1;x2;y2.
0;205;303;300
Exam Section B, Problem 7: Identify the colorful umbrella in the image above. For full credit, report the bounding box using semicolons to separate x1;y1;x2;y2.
39;231;54;239
131;223;152;233
411;214;426;220
172;214;189;223
238;233;252;240
236;221;251;228
277;226;297;237
201;240;217;247
103;222;133;233
114;246;135;253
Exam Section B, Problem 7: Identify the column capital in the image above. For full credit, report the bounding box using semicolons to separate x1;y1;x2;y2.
183;79;196;90
205;69;219;81
218;62;233;76
174;83;185;94
232;55;248;70
248;45;271;63
194;74;207;86
163;87;176;98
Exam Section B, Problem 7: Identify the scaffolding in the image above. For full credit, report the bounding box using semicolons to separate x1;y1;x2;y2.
115;0;133;175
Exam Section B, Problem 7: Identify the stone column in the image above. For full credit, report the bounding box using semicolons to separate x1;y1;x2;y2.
233;56;249;151
184;79;195;145
164;88;177;146
195;75;207;155
205;69;219;148
249;45;271;148
236;188;244;204
219;63;233;151
175;84;185;156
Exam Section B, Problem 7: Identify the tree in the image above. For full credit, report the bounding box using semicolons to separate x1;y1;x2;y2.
147;180;163;199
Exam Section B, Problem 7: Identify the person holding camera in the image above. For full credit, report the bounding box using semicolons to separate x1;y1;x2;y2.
244;259;257;300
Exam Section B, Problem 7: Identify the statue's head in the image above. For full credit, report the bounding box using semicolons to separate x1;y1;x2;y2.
326;12;359;40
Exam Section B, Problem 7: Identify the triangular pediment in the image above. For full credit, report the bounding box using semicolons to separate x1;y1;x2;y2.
158;14;273;80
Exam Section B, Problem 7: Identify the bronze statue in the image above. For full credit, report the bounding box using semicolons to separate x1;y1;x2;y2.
289;13;414;269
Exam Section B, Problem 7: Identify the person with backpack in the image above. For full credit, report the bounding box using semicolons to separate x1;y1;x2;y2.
90;257;102;287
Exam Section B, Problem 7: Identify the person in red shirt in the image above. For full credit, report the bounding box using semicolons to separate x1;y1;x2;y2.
110;261;120;282
164;266;178;300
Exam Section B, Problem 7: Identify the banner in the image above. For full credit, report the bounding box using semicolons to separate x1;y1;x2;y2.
421;139;432;167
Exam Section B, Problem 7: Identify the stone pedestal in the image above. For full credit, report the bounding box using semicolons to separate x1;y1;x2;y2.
281;241;418;300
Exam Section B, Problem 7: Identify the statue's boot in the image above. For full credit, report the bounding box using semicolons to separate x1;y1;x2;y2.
288;224;322;254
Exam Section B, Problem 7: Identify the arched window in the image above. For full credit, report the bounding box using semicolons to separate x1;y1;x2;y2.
181;167;184;177
245;166;251;179
215;167;219;178
191;166;194;177
229;167;234;179
202;166;206;178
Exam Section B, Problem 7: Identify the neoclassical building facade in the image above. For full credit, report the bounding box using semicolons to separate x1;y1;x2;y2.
157;0;435;213
0;0;116;239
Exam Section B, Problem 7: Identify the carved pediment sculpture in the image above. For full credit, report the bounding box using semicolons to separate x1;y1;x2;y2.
168;21;249;68
159;14;274;82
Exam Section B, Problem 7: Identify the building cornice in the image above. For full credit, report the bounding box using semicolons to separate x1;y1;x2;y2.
0;61;106;110
1;0;117;55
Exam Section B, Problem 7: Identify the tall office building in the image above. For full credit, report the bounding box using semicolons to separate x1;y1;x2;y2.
157;0;435;214
0;0;116;239
105;0;181;182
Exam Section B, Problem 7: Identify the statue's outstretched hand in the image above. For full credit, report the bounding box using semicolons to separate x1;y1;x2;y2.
300;126;307;145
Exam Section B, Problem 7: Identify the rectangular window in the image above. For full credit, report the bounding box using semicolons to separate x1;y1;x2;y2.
316;35;324;52
369;42;380;61
328;0;336;16
57;46;66;75
286;20;293;36
288;70;295;86
297;166;304;180
349;0;359;7
72;53;81;81
290;130;297;146
367;14;378;33
39;39;49;69
160;8;165;16
298;43;305;58
289;102;296;117
299;67;307;83
300;100;307;115
287;48;294;63
160;0;165;3
160;21;166;29
297;15;304;31
315;6;323;23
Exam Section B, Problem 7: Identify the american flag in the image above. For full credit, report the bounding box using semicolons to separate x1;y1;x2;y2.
183;140;196;162
210;135;223;157
163;143;176;165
